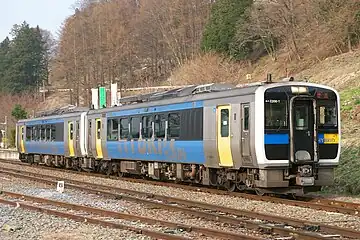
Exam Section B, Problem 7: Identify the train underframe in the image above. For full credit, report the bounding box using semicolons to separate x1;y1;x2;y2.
20;153;332;195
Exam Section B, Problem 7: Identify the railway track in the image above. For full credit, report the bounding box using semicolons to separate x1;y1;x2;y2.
1;158;360;217
0;166;359;239
0;191;190;240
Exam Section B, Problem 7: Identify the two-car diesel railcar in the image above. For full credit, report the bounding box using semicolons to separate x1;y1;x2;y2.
16;79;340;195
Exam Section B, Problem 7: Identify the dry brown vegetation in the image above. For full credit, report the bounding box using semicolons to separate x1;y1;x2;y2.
0;93;41;127
53;0;211;106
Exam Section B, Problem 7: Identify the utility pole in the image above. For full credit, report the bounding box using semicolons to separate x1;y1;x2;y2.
0;116;8;149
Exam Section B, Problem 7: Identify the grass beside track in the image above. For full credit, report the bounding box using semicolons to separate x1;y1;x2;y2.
322;145;360;195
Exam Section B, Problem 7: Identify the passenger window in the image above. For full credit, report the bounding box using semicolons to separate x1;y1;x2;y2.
244;106;249;131
154;115;166;138
131;117;140;139
120;118;129;139
36;126;40;141
51;125;56;141
26;127;31;141
69;123;74;140
295;105;309;130
32;126;37;141
107;119;119;141
142;116;152;139
220;109;229;137
46;125;51;141
168;113;180;138
40;125;46;141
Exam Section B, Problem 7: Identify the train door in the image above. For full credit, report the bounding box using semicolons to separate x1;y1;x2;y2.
291;99;315;162
95;118;103;159
241;104;250;158
217;105;233;167
75;120;80;155
19;126;25;153
88;119;93;157
68;121;75;157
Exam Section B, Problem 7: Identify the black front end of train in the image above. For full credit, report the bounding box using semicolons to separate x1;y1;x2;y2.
264;85;339;189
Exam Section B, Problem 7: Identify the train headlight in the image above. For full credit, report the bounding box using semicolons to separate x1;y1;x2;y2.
291;86;308;94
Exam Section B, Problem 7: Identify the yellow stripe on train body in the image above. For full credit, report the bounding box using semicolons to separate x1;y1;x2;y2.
323;133;339;144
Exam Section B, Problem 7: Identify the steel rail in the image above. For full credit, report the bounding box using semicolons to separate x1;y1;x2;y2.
1;159;359;217
0;196;189;240
0;190;262;240
0;168;358;239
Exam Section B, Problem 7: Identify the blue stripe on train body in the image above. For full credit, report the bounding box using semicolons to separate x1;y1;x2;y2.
106;140;205;164
264;133;336;145
106;101;204;117
264;134;289;144
25;141;65;155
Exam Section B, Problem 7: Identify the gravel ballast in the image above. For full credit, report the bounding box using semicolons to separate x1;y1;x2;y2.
1;161;360;232
0;173;272;240
0;202;150;240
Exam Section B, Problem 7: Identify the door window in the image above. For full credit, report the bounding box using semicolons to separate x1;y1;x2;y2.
243;106;249;131
96;120;101;139
220;109;229;137
294;105;309;130
69;123;74;140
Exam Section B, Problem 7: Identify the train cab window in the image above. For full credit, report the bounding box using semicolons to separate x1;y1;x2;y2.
69;123;74;140
131;117;140;139
265;100;288;129
294;105;309;130
142;116;152;139
107;118;119;141
243;106;249;131
168;113;180;138
319;104;337;128
221;109;229;137
120;118;129;139
154;114;166;138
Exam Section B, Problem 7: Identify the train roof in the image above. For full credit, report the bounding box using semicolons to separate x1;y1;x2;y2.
89;79;338;115
18;79;339;122
18;106;89;124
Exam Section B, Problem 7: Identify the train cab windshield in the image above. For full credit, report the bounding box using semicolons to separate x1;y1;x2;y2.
265;99;288;129
318;101;337;129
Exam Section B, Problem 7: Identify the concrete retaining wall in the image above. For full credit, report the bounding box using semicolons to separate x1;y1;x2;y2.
0;149;19;160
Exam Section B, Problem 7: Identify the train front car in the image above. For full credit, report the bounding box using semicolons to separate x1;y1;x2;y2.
255;81;340;195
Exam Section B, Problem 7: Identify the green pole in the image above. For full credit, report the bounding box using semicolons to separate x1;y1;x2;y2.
99;87;106;108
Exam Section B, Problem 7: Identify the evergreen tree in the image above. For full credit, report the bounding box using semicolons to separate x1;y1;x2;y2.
0;22;47;93
11;104;27;120
0;37;11;89
201;0;253;60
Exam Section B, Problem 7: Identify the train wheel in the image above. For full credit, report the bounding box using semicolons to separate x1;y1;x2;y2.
224;180;236;192
236;182;247;192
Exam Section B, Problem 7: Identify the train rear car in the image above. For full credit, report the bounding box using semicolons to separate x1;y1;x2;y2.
16;110;88;167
